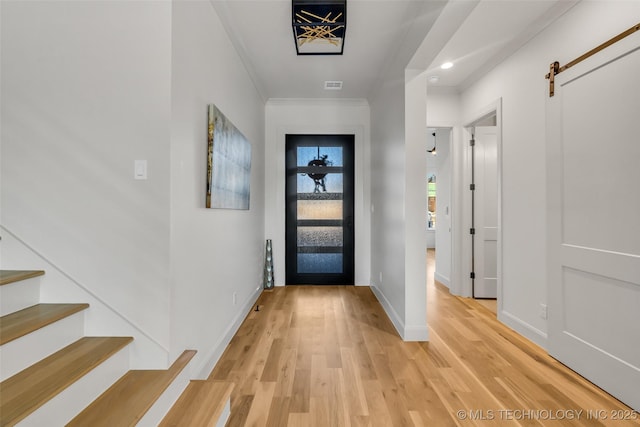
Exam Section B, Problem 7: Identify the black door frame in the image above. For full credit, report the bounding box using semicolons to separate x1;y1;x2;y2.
285;134;355;285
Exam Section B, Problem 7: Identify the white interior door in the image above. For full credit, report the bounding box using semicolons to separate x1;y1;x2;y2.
546;38;640;410
474;126;498;298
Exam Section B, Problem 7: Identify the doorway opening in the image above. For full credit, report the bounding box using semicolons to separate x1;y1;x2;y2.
426;128;453;296
285;134;355;285
464;106;501;311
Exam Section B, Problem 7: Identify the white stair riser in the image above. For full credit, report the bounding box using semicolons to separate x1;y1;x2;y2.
137;363;192;426
16;344;131;427
0;312;85;381
217;398;231;427
0;277;40;316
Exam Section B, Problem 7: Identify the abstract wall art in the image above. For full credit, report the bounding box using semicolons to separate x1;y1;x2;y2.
206;104;251;209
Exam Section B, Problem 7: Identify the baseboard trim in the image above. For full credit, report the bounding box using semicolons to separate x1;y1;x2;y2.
194;286;262;379
434;271;450;288
369;285;404;337
499;310;548;349
404;324;429;341
369;285;429;342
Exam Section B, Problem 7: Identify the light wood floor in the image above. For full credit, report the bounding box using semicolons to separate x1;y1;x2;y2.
426;248;498;315
475;298;497;314
210;260;639;426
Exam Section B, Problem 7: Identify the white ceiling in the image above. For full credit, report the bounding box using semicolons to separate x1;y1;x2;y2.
211;0;577;101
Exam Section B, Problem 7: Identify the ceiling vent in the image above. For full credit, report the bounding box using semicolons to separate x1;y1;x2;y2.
324;80;343;90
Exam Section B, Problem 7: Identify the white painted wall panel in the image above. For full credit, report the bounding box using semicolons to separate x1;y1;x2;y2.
370;76;408;329
170;0;266;376
1;0;172;349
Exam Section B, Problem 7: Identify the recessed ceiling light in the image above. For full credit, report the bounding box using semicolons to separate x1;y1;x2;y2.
440;62;454;70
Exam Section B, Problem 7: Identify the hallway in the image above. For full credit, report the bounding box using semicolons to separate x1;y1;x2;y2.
209;280;638;425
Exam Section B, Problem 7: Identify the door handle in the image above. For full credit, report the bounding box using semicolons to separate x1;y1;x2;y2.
345;216;353;229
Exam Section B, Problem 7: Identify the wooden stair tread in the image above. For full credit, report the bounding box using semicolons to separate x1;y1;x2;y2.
160;381;234;427
0;270;45;286
67;349;197;427
0;336;133;426
0;303;89;345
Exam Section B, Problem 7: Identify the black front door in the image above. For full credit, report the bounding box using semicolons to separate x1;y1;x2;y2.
285;134;354;285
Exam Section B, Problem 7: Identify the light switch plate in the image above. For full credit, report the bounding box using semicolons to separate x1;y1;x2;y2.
134;160;147;180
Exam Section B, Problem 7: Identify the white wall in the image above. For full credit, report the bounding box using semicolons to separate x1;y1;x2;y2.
1;0;267;375
369;67;428;341
170;0;265;376
458;0;640;346
264;99;371;287
369;76;408;331
1;0;173;351
403;70;428;340
427;90;461;127
434;128;452;287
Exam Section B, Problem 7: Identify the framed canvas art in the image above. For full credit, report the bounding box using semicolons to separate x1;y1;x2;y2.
206;104;251;209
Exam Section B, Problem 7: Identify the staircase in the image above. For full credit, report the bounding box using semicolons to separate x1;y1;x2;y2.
0;270;201;426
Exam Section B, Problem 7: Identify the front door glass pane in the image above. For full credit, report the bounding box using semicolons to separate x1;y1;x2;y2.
296;145;343;274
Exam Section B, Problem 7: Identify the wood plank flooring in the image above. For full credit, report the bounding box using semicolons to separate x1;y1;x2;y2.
210;255;639;426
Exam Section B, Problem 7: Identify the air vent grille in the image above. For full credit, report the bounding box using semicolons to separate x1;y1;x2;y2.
324;81;343;90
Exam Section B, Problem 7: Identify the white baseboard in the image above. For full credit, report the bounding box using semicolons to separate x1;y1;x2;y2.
434;271;450;288
369;285;404;337
194;286;262;379
369;285;429;342
499;310;548;349
403;325;429;341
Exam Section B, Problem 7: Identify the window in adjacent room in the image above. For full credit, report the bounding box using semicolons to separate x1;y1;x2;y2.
427;174;436;229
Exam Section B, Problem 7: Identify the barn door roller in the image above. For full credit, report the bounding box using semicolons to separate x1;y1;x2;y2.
545;22;640;97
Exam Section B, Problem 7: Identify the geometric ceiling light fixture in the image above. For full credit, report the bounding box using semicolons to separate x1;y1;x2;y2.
292;0;346;55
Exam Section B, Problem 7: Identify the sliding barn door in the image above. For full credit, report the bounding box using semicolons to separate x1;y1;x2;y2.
546;37;640;409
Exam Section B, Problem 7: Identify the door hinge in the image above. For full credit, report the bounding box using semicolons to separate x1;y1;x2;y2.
470;184;476;191
470;272;476;279
470;228;476;235
470;139;475;146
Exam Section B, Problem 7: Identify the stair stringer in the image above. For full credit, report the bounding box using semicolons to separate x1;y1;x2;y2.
0;225;170;370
